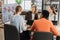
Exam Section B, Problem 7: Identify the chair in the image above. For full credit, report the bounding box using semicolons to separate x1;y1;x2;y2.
56;36;60;40
33;32;53;40
52;21;58;25
4;24;20;40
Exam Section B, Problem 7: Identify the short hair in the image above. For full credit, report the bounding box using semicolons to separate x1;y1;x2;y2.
42;10;49;19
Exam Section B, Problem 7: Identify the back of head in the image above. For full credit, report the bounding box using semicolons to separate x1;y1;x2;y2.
42;10;49;19
14;5;22;15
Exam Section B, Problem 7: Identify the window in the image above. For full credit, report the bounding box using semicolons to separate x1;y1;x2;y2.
3;0;31;11
8;0;16;4
4;0;7;4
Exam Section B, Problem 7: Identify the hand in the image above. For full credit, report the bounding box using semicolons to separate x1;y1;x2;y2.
27;25;31;30
27;25;31;28
57;33;60;36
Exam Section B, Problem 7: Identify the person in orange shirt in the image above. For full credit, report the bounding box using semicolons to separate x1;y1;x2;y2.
31;10;58;36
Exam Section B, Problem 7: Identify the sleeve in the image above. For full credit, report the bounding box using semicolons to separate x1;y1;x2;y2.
21;17;27;31
30;21;35;31
35;14;38;20
50;21;58;36
22;22;27;31
10;15;14;23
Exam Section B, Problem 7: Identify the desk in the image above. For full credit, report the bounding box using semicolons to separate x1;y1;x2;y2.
55;25;60;34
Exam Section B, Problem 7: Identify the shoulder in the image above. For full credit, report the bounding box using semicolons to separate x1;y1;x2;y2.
48;20;53;25
19;15;25;21
34;20;39;23
35;13;38;15
27;11;32;14
13;15;21;20
35;13;38;16
19;15;22;17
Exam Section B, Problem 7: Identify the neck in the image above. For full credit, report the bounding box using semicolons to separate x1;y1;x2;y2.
41;17;48;20
32;11;35;13
18;11;22;14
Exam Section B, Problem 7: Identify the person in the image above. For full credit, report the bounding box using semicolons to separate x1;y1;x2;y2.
48;6;56;21
2;7;13;24
10;5;27;40
31;10;59;36
25;5;38;20
38;12;42;19
25;5;38;40
48;6;58;39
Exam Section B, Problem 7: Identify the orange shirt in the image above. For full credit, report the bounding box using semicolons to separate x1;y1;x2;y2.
31;18;58;36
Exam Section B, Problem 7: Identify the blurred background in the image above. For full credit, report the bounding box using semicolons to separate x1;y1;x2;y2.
0;0;60;40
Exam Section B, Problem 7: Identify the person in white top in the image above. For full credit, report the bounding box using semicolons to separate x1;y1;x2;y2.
48;6;57;40
48;6;56;21
10;5;28;40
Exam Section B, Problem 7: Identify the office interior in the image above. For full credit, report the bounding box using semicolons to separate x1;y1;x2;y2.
0;0;60;40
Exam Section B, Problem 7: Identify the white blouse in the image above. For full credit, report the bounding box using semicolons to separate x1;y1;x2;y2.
32;13;35;20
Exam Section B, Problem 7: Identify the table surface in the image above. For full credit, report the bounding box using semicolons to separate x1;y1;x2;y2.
0;24;60;40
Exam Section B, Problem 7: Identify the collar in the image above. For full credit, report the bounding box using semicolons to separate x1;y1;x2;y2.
40;18;47;20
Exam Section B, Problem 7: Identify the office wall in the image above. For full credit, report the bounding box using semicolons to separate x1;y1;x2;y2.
0;1;2;13
0;0;4;13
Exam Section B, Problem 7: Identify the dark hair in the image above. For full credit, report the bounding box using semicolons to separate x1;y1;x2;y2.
42;10;49;19
14;5;22;15
32;5;37;13
50;6;56;15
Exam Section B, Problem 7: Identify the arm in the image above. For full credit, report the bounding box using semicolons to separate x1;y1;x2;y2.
21;17;27;31
22;22;27;31
50;21;58;36
30;21;35;31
